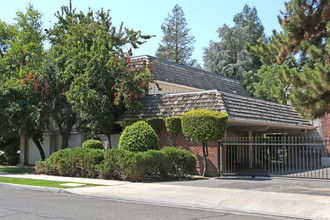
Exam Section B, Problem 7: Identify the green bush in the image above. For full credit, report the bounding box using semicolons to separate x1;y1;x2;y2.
161;147;197;176
6;156;19;165
165;117;181;136
101;148;196;181
144;117;164;134
0;153;6;165
82;139;103;150
122;118;139;130
181;109;228;142
119;121;158;152
101;149;135;180
35;147;104;178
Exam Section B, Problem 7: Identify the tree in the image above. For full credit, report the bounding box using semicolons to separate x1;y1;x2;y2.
0;5;48;160
203;25;252;81
46;3;155;148
246;0;329;118
181;109;228;176
233;4;265;71
156;4;197;66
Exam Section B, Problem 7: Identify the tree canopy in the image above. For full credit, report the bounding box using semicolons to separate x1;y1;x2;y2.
203;4;265;81
155;4;197;66
246;0;329;118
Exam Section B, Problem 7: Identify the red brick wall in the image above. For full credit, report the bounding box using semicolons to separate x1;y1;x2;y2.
158;125;220;176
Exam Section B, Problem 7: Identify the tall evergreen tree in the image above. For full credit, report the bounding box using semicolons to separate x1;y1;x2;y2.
203;4;265;81
156;4;196;66
247;0;329;119
203;25;252;81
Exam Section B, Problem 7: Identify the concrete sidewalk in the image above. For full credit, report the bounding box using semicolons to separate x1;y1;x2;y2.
1;174;330;219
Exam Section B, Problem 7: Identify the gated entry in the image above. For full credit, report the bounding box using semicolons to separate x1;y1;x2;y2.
219;137;330;179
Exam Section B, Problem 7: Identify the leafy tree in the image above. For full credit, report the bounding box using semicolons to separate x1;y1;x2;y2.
203;25;252;81
156;4;197;66
233;4;265;71
46;3;155;148
0;5;48;160
181;109;228;176
247;0;329;118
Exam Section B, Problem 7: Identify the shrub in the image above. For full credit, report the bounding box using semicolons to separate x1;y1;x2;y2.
0;153;6;165
6;156;19;165
181;109;228;176
101;149;135;180
165;116;181;147
119;121;158;152
161;147;197;176
122;118;139;130
82;139;103;150
101;148;196;181
35;147;104;178
144;117;164;134
181;109;228;143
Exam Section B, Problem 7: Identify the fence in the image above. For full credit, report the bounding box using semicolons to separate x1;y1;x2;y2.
219;137;330;179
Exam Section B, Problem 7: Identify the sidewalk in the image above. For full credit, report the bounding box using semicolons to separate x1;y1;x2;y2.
1;174;330;219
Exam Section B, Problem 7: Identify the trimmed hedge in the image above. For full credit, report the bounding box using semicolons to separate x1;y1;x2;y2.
119;121;158;152
35;147;104;178
122;118;139;130
82;139;103;150
100;147;196;181
161;147;197;176
181;109;228;142
145;117;164;134
165;117;181;136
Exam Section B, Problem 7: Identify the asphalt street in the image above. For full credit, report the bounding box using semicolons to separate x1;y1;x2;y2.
0;188;280;220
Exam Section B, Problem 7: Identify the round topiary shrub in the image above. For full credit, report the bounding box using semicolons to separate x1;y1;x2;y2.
82;139;103;150
119;121;158;152
181;109;228;143
144;117;164;134
6;156;19;165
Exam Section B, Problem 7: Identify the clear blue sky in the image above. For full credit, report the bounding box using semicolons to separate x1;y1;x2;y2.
0;0;287;65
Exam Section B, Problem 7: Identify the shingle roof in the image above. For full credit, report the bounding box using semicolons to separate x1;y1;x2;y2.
118;90;311;127
132;55;251;97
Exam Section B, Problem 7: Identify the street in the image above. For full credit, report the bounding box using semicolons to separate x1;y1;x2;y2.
0;188;279;220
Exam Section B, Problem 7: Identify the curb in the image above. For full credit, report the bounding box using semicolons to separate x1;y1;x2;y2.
0;182;71;194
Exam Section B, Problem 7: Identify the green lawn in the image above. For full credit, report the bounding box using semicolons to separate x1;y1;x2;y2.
0;176;102;188
0;166;33;174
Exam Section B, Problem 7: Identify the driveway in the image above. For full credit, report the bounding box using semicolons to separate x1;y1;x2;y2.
158;176;330;196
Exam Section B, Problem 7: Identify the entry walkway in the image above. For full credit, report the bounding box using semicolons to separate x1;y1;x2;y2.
1;174;330;219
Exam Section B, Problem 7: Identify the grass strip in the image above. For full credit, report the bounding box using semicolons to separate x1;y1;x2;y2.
0;176;102;188
0;166;33;174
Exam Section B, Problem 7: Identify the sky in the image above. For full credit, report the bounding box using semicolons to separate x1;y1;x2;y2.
0;0;287;65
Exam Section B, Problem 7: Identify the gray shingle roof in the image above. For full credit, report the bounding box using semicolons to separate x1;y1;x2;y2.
118;90;311;127
132;55;251;97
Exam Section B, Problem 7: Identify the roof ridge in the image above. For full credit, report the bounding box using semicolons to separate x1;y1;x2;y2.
140;55;242;84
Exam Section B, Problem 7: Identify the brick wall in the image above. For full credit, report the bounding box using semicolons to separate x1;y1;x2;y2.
158;125;220;176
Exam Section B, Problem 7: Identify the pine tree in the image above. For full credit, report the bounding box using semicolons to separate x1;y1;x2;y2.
246;0;329;119
203;25;252;81
156;4;196;66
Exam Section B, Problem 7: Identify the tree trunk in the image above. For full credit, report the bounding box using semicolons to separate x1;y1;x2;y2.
106;133;112;150
60;108;76;149
32;135;46;161
173;135;177;148
202;142;208;177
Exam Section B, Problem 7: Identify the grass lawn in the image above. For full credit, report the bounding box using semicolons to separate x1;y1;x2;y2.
0;176;102;188
0;166;33;174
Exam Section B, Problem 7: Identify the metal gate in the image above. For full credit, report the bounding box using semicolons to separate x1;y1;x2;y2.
219;137;330;179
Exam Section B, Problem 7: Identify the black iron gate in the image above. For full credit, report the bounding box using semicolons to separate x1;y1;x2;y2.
219;137;330;179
